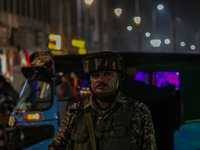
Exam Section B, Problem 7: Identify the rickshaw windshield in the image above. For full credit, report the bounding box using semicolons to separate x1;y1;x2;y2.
15;80;52;111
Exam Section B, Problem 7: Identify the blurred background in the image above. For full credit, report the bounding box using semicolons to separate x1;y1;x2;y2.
1;0;200;88
0;0;199;75
1;1;200;150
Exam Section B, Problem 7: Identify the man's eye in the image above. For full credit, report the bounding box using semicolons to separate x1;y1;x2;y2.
104;72;111;76
91;73;99;78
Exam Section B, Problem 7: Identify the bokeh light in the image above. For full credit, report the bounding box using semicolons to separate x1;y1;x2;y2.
145;32;151;37
127;26;133;31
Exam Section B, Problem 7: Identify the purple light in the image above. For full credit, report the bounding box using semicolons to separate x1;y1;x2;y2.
134;71;149;84
155;71;180;89
135;71;180;89
135;71;145;81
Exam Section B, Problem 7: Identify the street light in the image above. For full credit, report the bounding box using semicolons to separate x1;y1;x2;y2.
164;39;170;45
83;0;93;48
84;0;93;7
114;8;122;17
152;4;164;35
133;16;141;25
152;3;165;51
150;39;161;47
180;41;185;47
127;26;133;31
114;8;123;51
190;45;196;50
157;4;164;10
145;32;151;37
133;16;142;52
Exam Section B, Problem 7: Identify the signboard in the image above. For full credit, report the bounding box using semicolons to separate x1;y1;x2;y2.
71;39;85;48
48;34;61;50
71;39;87;54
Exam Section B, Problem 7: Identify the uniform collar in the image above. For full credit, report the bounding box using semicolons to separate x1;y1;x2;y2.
83;92;127;112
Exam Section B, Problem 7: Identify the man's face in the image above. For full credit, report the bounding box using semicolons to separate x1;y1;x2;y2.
90;71;120;99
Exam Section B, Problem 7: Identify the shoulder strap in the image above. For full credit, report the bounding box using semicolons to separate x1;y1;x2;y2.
126;96;143;109
126;96;143;144
71;101;84;128
72;98;91;129
84;107;97;150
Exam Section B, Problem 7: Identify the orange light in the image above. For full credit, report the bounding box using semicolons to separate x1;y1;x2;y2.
24;113;42;120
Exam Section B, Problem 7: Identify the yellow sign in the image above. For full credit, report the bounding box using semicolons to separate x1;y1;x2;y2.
71;39;85;48
48;34;61;50
78;48;87;54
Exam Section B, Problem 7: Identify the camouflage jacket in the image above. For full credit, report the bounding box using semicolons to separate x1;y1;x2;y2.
48;92;157;150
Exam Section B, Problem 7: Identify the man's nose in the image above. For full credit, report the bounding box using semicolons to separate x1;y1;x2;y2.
97;74;105;81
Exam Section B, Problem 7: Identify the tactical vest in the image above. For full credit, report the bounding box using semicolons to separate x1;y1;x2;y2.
67;99;141;150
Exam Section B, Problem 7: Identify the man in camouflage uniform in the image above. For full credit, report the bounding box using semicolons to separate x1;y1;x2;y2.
48;52;157;150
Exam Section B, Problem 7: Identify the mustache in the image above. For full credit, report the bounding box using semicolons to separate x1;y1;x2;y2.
96;82;107;88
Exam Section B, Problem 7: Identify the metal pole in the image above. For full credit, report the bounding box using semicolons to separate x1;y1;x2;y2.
195;31;199;51
152;10;156;52
98;0;103;51
170;0;176;53
117;18;121;52
77;0;82;38
135;0;139;14
135;0;141;52
59;0;64;35
152;10;156;38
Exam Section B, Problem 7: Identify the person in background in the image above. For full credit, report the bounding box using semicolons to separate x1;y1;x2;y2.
121;60;176;103
120;59;180;150
0;89;17;150
57;73;74;98
0;76;19;150
48;52;157;150
0;76;19;103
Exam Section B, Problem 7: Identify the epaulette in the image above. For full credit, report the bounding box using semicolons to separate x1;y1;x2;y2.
71;101;84;128
135;101;144;108
68;102;81;113
70;98;90;112
71;103;79;110
126;96;144;108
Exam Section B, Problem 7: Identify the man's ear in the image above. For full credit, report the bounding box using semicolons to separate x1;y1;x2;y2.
125;67;137;77
118;73;124;86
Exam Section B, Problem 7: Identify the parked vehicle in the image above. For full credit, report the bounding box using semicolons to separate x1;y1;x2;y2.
5;51;200;150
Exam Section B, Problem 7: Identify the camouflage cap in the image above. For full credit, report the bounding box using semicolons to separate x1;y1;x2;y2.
82;52;124;74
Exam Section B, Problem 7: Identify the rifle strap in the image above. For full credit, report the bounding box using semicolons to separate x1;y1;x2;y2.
84;109;97;150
